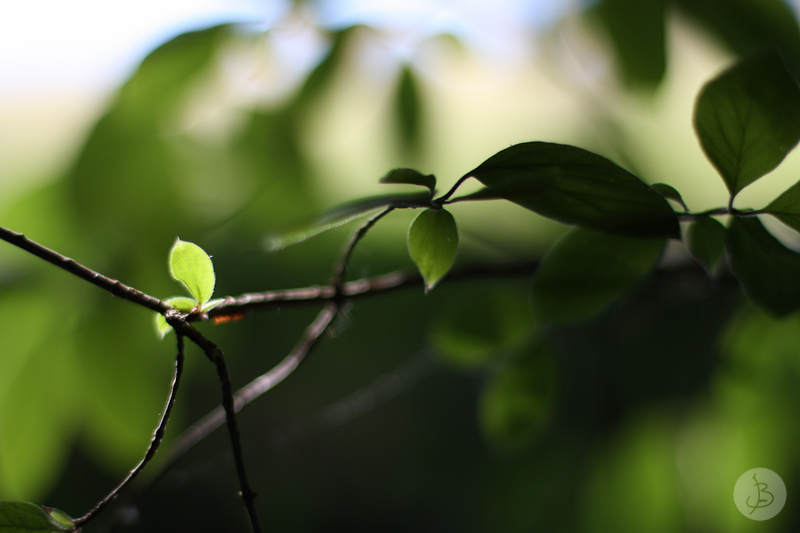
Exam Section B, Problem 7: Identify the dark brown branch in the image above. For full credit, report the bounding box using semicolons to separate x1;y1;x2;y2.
72;336;186;530
0;226;168;314
166;313;262;533
202;261;539;322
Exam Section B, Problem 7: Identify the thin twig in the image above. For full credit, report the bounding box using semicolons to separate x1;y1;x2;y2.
433;174;474;206
0;226;168;313
331;207;396;291
202;261;539;322
162;304;338;471
167;314;262;533
71;336;186;530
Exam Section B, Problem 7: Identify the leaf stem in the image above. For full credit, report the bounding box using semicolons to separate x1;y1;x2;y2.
71;336;185;530
433;174;473;207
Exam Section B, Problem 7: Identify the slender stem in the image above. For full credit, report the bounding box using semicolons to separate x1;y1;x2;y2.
677;207;768;221
157;304;338;478
167;315;262;533
331;207;396;291
0;226;168;313
71;336;186;529
433;174;473;206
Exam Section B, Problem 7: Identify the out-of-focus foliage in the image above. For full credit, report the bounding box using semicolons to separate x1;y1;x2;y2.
3;1;800;531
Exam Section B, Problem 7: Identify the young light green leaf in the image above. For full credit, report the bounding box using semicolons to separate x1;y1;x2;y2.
651;183;688;211
531;227;666;323
408;209;459;291
687;216;726;273
726;216;800;317
694;52;800;197
467;142;680;238
380;168;436;196
765;178;800;234
0;501;74;532
155;297;198;338
169;238;215;305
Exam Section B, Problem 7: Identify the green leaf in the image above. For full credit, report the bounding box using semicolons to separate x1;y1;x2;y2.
765;178;800;233
531;227;666;323
168;239;215;305
467;142;680;238
478;344;554;449
594;0;666;89
395;65;423;155
726;216;800;316
430;286;534;368
0;501;73;532
694;53;800;197
674;0;800;79
687;216;726;273
265;192;430;251
380;169;436;196
651;183;687;211
155;297;198;338
408;209;459;291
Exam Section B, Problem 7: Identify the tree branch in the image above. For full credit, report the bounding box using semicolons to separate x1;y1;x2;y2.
0;226;168;313
166;314;262;533
71;336;186;530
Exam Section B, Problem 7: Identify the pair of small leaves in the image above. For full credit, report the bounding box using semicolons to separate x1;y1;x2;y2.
695;52;800;199
156;239;223;337
0;501;75;532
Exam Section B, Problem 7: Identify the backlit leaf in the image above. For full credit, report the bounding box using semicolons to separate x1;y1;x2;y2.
531;227;666;322
408;209;459;291
726;216;800;316
155;297;198;338
468;142;679;238
0;501;73;532
694;53;800;197
168;239;215;305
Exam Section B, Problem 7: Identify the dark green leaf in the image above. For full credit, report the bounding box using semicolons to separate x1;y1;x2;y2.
478;344;554;449
408;209;459;291
468;142;679;238
169;239;215;305
651;183;687;211
430;286;534;368
726;216;800;316
0;501;73;532
765;179;800;233
380;168;436;196
265;192;431;251
694;53;800;197
594;0;666;88
687;216;726;272
531;227;666;323
674;0;800;79
446;187;503;203
395;65;423;155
